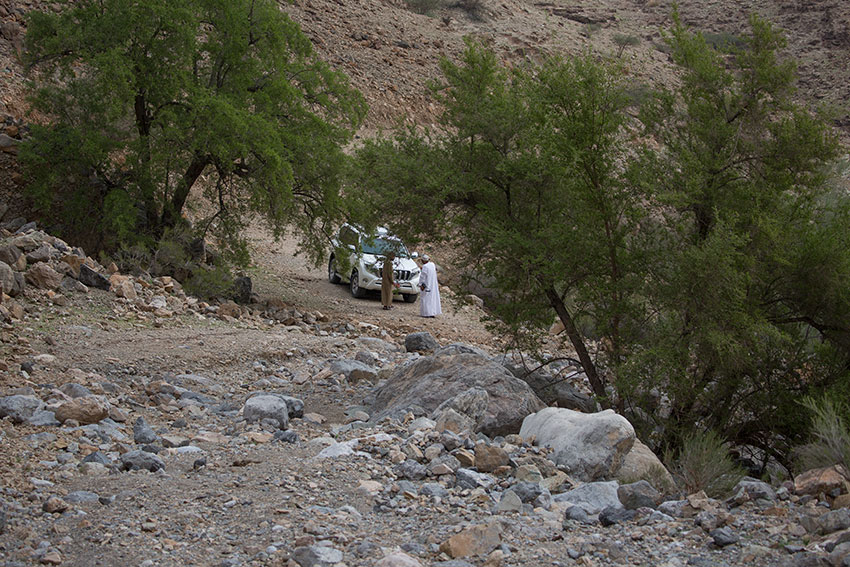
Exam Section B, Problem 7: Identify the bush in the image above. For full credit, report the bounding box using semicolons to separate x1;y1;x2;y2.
613;33;640;57
795;397;850;473
666;430;745;498
184;265;236;300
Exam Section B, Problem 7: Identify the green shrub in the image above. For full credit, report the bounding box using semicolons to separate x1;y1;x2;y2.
666;430;745;498
613;33;640;57
795;396;850;473
702;31;746;51
184;265;235;300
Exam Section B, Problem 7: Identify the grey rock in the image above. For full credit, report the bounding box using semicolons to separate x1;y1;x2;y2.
78;264;110;290
420;483;450;499
519;407;635;482
0;395;45;423
292;544;343;567
496;489;523;513
433;562;475;567
710;527;739;547
243;395;289;429
816;509;850;535
732;477;777;504
554;481;623;515
64;491;99;504
404;331;439;353
0;260;15;295
510;481;547;503
433;387;489;424
133;417;159;444
658;499;688;517
369;348;545;437
120;450;165;472
618;480;661;510
274;430;299;443
563;505;593;524
330;359;378;383
354;350;378;366
26;410;59;427
599;505;637;526
456;468;496;490
82;451;112;466
395;460;427;481
428;453;460;474
59;383;92;399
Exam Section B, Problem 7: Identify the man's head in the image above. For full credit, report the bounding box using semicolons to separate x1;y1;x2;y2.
386;251;395;260
421;254;430;263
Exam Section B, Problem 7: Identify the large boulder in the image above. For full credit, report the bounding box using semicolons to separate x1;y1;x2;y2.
404;332;439;353
25;263;63;290
0;261;15;295
520;407;635;482
78;264;111;290
614;438;675;493
368;348;545;437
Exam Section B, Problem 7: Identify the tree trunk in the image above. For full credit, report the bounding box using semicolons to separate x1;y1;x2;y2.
543;285;607;402
161;155;208;232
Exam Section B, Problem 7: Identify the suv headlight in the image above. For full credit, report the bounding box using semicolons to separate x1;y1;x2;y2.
411;269;420;277
364;261;380;276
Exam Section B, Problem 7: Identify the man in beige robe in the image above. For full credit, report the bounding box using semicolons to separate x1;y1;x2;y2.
381;252;397;310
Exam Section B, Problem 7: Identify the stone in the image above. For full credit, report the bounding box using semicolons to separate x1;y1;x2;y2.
64;491;99;504
710;527;739;547
515;464;544;484
618;480;661;510
732;477;777;505
405;331;439;353
439;522;501;558
25;263;63;289
133;417;159;444
520;407;635;482
0;395;45;423
395;460;427;481
43;496;68;514
218;300;241;318
0;245;25;271
292;544;343;566
112;278;137;300
496;490;523;513
243;394;289;429
554;481;623;515
78;264;111;290
0;260;15;295
26;244;53;263
795;466;850;497
376;552;424;567
54;396;110;424
58;383;91;398
599;505;637;526
615;438;675;492
369;348;545;437
815;509;850;535
121;450;165;472
435;407;475;434
474;444;510;473
329;359;378;383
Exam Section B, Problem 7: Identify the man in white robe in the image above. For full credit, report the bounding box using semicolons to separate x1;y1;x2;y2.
418;255;442;317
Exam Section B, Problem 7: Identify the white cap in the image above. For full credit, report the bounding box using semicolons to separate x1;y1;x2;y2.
421;254;430;262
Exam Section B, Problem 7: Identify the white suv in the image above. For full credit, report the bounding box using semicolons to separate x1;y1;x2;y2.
328;224;421;302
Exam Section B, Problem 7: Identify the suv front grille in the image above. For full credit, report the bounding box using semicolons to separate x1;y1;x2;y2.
394;269;412;282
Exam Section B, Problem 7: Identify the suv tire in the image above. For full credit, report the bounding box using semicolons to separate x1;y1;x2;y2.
350;269;367;298
402;293;417;303
328;255;341;284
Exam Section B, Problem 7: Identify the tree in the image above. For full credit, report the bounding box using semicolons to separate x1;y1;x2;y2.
22;0;366;261
622;12;849;461
352;42;646;403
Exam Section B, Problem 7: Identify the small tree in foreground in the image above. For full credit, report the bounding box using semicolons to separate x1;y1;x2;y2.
22;0;366;262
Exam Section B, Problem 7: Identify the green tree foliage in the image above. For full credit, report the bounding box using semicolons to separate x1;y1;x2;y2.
622;12;850;461
352;14;850;466
22;0;366;261
353;41;646;402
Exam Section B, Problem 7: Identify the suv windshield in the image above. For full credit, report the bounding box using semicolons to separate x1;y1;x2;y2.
361;236;409;257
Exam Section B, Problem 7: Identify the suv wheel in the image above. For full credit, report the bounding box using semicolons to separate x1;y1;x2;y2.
350;269;366;298
328;255;341;284
402;293;417;303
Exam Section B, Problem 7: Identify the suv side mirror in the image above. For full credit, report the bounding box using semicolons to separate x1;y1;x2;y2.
347;244;356;252
411;252;419;259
